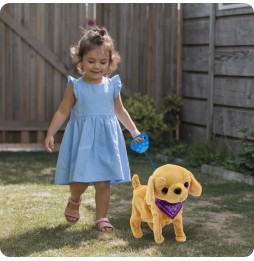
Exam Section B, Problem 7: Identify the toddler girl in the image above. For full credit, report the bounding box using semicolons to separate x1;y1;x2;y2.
44;26;142;232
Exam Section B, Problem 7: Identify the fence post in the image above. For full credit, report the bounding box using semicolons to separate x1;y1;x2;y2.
96;3;103;26
206;3;215;140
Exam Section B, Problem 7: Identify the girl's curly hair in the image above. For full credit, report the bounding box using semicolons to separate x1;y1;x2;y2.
70;26;121;75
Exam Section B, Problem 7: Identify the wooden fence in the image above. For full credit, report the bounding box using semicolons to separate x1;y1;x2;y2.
96;3;178;104
1;3;254;152
180;3;254;152
0;3;178;144
0;3;95;144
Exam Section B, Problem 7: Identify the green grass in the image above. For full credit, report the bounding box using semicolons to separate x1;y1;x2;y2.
0;151;253;257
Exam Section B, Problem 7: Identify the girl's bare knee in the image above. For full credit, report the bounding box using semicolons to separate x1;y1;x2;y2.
70;182;88;194
94;181;110;191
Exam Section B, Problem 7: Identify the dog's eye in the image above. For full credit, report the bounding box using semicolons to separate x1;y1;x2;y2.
161;187;168;194
184;182;189;188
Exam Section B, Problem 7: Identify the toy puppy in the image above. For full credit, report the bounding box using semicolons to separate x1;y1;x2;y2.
130;164;202;244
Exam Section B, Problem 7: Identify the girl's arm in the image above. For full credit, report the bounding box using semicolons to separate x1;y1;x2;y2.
44;84;75;152
114;94;140;138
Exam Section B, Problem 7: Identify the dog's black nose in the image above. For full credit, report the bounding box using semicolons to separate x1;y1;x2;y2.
174;188;182;195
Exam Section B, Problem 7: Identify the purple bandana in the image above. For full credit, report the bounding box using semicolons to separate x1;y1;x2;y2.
155;198;183;219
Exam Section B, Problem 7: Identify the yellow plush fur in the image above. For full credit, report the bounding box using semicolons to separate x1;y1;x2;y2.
130;164;202;244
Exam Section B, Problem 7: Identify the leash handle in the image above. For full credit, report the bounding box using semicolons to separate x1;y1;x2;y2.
130;133;157;170
130;133;149;153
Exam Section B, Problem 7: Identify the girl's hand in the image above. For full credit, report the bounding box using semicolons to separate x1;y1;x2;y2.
44;135;55;153
133;136;144;145
131;131;144;145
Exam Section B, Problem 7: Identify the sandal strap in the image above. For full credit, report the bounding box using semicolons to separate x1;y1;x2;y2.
96;217;110;224
65;207;80;219
96;218;114;230
68;197;82;206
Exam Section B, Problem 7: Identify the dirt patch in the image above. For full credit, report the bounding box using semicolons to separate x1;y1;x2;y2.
204;211;242;244
183;197;244;245
239;192;254;203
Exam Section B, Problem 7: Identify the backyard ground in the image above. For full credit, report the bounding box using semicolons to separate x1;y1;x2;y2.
0;151;253;257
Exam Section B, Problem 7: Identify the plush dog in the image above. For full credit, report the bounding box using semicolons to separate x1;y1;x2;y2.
130;164;202;244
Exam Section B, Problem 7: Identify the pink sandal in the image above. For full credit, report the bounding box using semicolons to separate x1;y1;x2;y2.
64;197;82;225
96;217;114;232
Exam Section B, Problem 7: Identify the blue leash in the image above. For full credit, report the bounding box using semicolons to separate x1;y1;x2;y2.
144;151;157;171
130;133;157;171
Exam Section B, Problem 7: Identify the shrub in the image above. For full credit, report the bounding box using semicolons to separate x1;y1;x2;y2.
123;93;182;144
235;128;254;174
161;95;182;140
186;141;228;168
122;93;164;143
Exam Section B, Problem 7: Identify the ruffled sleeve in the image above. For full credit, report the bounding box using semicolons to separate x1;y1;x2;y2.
67;75;78;99
111;74;122;99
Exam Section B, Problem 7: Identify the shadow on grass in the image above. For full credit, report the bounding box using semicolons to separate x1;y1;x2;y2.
0;224;99;257
0;152;57;185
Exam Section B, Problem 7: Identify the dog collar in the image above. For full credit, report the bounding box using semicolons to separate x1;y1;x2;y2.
155;198;183;219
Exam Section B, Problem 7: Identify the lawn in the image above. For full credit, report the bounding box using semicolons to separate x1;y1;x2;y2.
0;151;253;257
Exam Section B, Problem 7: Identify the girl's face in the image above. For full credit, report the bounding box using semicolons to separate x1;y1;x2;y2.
82;46;110;84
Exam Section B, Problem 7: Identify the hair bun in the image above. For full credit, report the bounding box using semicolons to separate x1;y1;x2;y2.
99;28;106;36
92;34;103;44
91;26;106;37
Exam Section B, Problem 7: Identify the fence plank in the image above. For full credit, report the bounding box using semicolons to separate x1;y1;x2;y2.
216;5;254;17
153;4;163;106
213;108;254;139
216;16;254;46
206;4;215;140
139;4;148;95
180;123;207;142
214;77;254;108
183;3;210;19
22;36;30;123
183;18;209;45
0;20;5;121
36;5;46;122
0;121;65;131
182;73;208;98
120;4;130;94
21;131;30;143
4;5;13;121
181;99;207;126
131;4;140;92
147;4;155;97
164;4;177;96
215;48;254;77
79;3;86;28
12;4;22;121
0;9;68;77
182;46;209;72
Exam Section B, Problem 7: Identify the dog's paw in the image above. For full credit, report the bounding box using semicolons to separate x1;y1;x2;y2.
133;231;143;238
175;235;186;242
155;235;164;244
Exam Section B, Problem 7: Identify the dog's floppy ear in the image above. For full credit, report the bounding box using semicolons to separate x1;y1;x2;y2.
146;176;155;205
188;171;202;197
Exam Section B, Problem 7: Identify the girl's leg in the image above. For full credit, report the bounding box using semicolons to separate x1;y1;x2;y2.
66;182;88;223
70;182;88;201
94;181;112;232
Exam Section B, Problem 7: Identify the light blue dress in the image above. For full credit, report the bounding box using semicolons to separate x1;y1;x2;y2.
55;75;131;185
